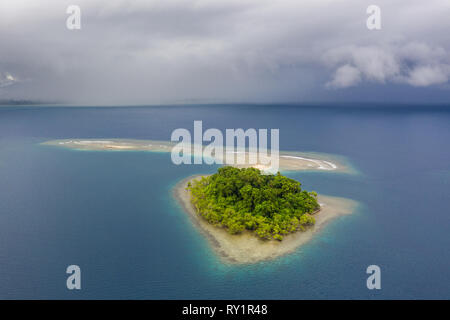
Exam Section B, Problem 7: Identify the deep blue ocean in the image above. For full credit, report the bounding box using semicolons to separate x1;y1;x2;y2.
0;104;449;299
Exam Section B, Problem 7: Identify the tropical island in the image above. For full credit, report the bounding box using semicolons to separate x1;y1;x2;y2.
175;169;357;264
187;166;318;241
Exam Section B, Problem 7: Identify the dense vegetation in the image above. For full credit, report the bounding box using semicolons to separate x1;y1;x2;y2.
187;166;320;241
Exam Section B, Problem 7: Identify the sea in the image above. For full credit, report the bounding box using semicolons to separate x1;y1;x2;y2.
0;104;449;299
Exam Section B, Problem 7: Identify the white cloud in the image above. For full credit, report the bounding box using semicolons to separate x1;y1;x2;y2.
323;43;450;89
405;66;449;87
326;64;361;88
0;72;19;88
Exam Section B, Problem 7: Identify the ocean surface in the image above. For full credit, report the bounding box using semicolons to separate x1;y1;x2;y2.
0;104;449;299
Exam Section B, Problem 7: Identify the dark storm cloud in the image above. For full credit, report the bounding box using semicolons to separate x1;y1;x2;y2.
1;0;450;104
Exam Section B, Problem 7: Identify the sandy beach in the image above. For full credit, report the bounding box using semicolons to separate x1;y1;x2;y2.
173;175;358;264
43;139;352;173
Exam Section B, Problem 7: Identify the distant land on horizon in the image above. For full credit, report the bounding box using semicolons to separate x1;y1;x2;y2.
2;101;450;110
0;99;61;106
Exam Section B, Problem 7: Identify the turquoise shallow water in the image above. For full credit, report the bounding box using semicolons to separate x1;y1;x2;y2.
0;104;449;299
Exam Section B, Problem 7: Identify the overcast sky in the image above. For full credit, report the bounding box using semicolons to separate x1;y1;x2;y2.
1;0;450;105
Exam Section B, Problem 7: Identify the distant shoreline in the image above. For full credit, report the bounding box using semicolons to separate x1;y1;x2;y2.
173;175;358;264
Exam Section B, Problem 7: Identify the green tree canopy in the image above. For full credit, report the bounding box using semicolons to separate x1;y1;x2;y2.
187;166;320;241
